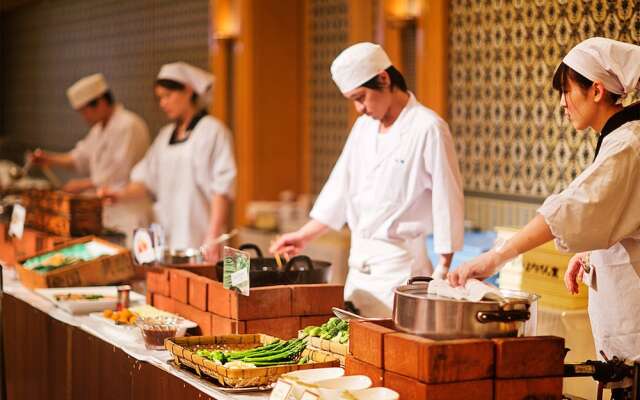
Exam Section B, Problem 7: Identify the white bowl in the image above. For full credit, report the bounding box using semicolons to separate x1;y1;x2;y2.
315;375;373;398
282;367;345;398
348;387;400;400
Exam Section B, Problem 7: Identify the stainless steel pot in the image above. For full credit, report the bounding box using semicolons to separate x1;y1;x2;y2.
392;277;538;339
162;248;204;264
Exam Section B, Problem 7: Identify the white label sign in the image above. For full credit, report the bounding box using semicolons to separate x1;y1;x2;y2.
8;204;26;239
230;267;249;287
300;390;320;400
269;380;293;400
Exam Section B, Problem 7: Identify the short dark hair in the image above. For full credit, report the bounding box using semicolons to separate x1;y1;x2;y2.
361;66;408;92
552;62;620;104
86;90;115;108
155;78;198;103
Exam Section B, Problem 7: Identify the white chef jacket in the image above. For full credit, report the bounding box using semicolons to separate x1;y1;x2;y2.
310;93;465;316
130;112;236;250
539;103;640;362
70;104;151;240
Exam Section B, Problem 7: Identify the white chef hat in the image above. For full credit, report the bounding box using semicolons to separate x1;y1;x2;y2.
331;42;392;94
157;62;214;96
560;37;640;96
66;73;109;110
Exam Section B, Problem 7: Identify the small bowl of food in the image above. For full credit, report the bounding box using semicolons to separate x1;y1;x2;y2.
136;316;181;350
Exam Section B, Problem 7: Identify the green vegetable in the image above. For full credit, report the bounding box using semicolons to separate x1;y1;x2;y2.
302;317;349;342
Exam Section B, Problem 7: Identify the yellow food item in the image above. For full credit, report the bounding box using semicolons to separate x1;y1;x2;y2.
120;309;132;319
128;315;137;324
110;312;120;321
103;309;113;318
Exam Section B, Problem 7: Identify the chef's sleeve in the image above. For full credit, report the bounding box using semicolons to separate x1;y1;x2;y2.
309;123;357;231
538;142;640;253
424;120;465;255
93;120;150;188
69;132;93;176
130;137;160;198
193;123;237;198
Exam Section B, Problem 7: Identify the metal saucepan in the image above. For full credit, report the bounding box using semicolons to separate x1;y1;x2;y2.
392;276;537;339
163;248;205;264
214;243;332;287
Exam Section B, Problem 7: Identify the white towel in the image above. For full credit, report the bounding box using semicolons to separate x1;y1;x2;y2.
427;278;504;302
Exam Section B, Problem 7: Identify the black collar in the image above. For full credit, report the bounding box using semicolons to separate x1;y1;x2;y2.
169;109;208;145
594;102;640;160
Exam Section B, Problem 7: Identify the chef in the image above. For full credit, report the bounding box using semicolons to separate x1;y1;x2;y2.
32;73;151;243
449;38;640;370
102;62;236;263
270;43;464;317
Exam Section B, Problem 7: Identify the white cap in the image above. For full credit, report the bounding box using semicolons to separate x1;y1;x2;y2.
562;37;640;96
157;62;214;96
66;73;109;110
331;42;392;94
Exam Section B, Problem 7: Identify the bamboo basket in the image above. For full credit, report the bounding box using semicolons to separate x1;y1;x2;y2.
165;334;340;388
298;331;348;366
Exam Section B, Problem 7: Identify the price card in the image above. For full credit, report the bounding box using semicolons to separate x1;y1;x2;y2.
8;204;25;239
300;390;320;400
269;380;293;400
230;267;249;287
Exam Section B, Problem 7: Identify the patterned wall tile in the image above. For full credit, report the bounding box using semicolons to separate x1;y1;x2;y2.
449;0;640;201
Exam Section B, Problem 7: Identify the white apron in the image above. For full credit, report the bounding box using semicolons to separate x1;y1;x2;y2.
345;236;432;318
588;240;640;363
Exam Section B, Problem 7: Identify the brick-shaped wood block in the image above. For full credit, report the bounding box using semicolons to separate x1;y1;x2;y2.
290;284;344;316
494;377;563;400
169;269;193;304
349;320;396;368
493;336;565;378
345;356;384;387
229;285;292;320
245;317;300;339
211;314;246;335
384;333;495;383
384;372;493;400
207;280;231;317
175;301;212;335
188;275;209;311
146;268;171;297
152;294;176;313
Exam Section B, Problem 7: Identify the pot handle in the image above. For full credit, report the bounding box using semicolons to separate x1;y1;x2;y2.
238;243;264;259
407;276;433;285
284;255;314;272
476;309;531;323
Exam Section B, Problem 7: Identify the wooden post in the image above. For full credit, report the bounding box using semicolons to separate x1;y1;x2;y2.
416;0;449;118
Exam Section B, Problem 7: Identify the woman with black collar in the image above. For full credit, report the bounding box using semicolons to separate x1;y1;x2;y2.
450;38;640;373
102;62;236;262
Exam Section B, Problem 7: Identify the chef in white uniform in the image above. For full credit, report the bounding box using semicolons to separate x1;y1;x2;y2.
32;73;151;243
450;38;640;371
270;43;464;317
102;62;236;263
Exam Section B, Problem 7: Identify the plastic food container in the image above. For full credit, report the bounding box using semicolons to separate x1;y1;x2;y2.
137;316;180;350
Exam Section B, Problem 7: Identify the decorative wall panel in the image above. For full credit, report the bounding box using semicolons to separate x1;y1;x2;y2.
0;0;209;158
449;0;640;202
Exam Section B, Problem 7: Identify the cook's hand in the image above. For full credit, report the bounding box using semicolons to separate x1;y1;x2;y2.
432;264;450;280
269;231;308;259
62;179;88;194
202;238;222;264
97;186;119;205
29;149;49;166
448;250;503;287
564;253;586;295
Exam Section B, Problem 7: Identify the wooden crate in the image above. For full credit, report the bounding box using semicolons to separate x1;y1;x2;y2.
15;236;134;288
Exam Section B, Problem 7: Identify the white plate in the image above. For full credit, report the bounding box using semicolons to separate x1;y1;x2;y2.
35;286;145;315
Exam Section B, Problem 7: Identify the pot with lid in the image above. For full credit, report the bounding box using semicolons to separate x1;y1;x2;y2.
392;277;538;339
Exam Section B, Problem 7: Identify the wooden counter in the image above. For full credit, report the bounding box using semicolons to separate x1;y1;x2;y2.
1;293;228;400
